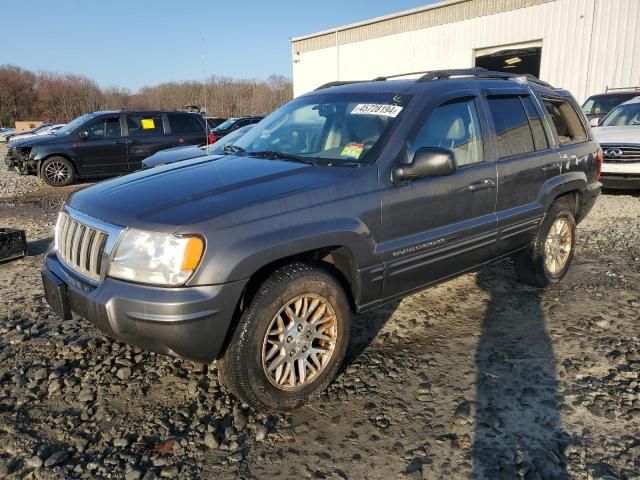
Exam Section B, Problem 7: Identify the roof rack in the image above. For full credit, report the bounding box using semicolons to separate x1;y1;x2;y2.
314;68;554;91
605;86;640;92
315;80;369;90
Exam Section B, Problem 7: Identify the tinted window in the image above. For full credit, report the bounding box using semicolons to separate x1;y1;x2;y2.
409;98;484;167
127;115;164;136
542;100;588;146
522;96;549;151
86;117;122;139
487;96;535;158
169;114;203;134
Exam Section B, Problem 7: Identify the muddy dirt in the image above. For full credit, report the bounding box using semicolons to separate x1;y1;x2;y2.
0;169;638;479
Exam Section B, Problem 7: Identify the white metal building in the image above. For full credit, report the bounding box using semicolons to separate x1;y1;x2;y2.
291;0;640;102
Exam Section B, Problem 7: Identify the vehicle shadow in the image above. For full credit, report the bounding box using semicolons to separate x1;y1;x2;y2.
341;299;401;371
473;261;571;479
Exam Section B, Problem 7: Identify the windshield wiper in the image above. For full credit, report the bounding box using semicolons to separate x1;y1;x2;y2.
223;144;245;154
246;150;316;165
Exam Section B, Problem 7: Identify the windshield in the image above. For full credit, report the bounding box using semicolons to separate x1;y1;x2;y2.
582;94;639;116
53;113;96;135
600;102;640;127
233;92;411;164
214;118;238;131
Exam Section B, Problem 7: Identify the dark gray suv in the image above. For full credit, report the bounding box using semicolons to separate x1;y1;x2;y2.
5;110;209;186
42;68;602;411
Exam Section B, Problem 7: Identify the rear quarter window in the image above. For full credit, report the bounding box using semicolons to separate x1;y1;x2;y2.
542;99;588;146
169;114;204;134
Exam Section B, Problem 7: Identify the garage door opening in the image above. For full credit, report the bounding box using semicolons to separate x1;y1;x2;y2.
475;47;541;77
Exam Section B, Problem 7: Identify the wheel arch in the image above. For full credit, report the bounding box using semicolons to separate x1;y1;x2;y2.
38;153;79;176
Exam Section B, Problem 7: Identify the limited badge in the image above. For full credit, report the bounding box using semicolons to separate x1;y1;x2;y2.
341;143;364;159
351;104;404;117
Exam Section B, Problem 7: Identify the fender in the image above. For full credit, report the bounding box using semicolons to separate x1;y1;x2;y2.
536;170;588;211
187;217;377;305
31;145;79;174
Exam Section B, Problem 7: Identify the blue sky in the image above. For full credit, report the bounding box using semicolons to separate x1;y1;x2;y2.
1;0;436;91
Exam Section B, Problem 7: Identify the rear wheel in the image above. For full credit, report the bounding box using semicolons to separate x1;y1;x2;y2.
218;262;351;411
41;156;75;187
514;199;576;287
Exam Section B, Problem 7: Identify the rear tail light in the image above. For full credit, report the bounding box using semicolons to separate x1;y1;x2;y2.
595;147;603;181
208;133;216;144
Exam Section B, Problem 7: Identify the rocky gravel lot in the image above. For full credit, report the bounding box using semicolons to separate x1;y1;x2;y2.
0;147;638;479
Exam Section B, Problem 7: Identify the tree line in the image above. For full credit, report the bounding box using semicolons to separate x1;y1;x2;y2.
0;64;293;127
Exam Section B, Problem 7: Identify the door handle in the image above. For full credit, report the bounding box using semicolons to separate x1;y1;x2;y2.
541;162;560;172
468;178;495;192
113;140;126;144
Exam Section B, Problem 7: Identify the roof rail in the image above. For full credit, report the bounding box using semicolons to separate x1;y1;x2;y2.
314;68;555;91
605;86;640;92
315;80;368;90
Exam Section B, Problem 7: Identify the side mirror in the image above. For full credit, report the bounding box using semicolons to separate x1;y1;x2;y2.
589;117;600;128
393;147;457;183
78;130;89;139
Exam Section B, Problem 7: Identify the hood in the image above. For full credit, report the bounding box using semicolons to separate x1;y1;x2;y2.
9;134;63;148
68;155;357;230
592;126;640;144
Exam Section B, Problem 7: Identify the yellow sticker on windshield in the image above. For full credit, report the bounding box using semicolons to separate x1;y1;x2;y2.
341;143;364;159
141;118;155;129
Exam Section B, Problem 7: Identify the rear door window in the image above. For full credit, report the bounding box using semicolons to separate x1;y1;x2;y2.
127;115;164;137
487;96;535;158
522;96;549;151
542;99;588;146
168;114;203;134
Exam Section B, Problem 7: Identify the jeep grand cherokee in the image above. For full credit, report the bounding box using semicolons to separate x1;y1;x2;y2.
42;68;601;411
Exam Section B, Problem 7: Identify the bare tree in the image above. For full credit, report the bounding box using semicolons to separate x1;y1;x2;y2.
0;64;293;125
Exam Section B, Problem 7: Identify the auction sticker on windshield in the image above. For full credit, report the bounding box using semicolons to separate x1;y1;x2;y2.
351;104;403;117
341;142;364;159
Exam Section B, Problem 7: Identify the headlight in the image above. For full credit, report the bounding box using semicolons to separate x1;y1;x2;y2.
109;229;204;286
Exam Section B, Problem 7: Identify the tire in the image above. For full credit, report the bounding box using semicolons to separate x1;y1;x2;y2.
40;156;75;187
514;199;576;288
218;262;351;411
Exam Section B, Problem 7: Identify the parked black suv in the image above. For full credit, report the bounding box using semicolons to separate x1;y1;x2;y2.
211;116;263;140
4;110;208;186
42;69;601;411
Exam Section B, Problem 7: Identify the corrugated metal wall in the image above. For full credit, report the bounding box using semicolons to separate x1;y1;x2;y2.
292;0;640;102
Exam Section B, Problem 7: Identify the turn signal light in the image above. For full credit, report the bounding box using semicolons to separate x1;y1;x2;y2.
182;237;205;271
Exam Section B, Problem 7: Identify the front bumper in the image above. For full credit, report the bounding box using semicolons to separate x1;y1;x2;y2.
3;147;35;174
42;251;247;363
601;161;640;189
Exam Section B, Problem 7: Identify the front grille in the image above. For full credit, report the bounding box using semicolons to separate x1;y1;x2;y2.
601;144;640;162
56;212;108;282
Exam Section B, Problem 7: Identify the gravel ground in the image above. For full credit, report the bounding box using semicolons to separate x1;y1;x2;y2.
0;160;639;479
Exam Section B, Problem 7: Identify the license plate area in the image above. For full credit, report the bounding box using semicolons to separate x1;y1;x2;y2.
42;270;72;320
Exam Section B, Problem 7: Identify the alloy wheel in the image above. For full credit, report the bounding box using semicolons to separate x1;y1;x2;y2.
44;161;70;185
544;217;572;274
262;294;338;390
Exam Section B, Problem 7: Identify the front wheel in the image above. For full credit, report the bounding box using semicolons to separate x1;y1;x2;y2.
218;262;351;411
514;199;576;287
40;156;76;187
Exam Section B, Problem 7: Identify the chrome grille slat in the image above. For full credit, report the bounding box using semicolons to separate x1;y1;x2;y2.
601;144;640;162
56;212;109;282
89;232;104;275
